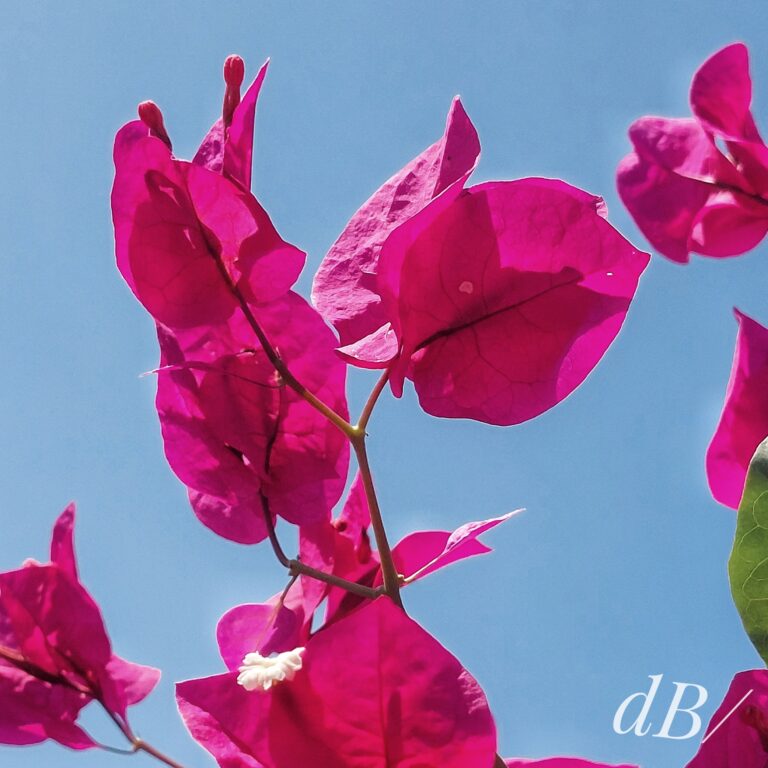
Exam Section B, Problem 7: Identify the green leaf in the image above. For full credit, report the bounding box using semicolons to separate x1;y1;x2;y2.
729;436;768;665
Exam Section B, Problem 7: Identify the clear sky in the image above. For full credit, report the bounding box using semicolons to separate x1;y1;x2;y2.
2;2;768;766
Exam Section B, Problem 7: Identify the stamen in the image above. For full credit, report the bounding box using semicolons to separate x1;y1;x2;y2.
236;647;305;692
138;101;172;151
223;55;245;129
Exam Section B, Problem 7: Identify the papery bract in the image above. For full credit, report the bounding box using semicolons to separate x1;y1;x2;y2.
156;292;350;543
312;97;480;349
216;561;332;669
178;597;497;768
317;510;518;628
112;128;304;329
505;760;637;767
49;503;77;578
706;309;768;509
616;117;755;263
391;511;520;583
375;178;649;425
112;123;234;328
112;61;304;330
617;43;768;262
0;665;92;749
690;43;768;191
686;669;768;767
315;98;647;426
297;481;516;626
0;506;159;749
330;471;373;555
217;603;303;672
298;473;380;625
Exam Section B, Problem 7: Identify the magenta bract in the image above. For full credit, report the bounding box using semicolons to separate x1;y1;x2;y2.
112;59;304;331
618;43;768;262
0;506;159;749
377;179;649;425
156;292;350;543
691;44;768;191
178;597;497;768
112;127;304;329
297;473;380;625
505;760;637;767
390;510;520;583
312;97;480;349
297;484;517;627
315;101;646;426
112;59;352;545
217;602;304;670
707;309;768;509
686;669;768;767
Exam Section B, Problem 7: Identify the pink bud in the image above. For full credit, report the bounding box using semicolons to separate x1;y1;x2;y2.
222;55;245;128
224;55;245;88
137;100;172;150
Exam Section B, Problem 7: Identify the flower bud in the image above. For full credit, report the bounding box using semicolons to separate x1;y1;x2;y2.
138;101;172;150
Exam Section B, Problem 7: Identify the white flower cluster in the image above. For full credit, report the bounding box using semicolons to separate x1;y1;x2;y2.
236;647;306;692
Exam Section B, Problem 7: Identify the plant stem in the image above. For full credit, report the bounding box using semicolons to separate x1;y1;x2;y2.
104;709;188;768
350;433;402;607
211;238;399;605
261;498;383;600
261;494;292;568
211;256;356;439
289;558;383;599
357;367;390;433
0;644;91;695
133;740;188;768
1;644;188;766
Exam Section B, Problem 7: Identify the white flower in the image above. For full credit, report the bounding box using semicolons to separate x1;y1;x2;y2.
236;647;305;692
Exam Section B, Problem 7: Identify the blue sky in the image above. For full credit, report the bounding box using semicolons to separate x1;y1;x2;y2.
1;2;768;766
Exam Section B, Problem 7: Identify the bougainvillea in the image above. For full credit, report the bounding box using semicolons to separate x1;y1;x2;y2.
315;108;649;425
109;51;650;767
707;309;768;509
178;597;498;768
112;52;647;767
614;42;768;767
617;43;768;263
0;506;159;750
685;670;768;767
505;761;638;767
13;37;768;768
618;42;768;517
155;293;350;543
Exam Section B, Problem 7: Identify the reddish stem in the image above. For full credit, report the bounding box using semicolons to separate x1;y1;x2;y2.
105;708;188;768
206;214;399;605
357;367;391;433
261;497;383;599
351;433;402;607
0;643;91;695
209;254;356;439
